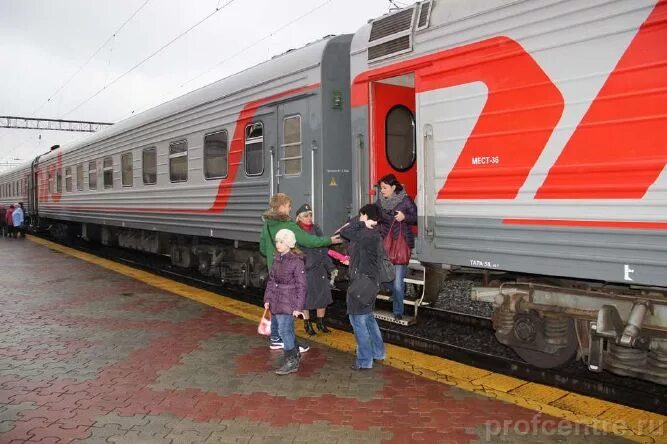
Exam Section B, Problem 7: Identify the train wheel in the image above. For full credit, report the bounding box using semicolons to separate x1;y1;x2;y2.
510;316;578;369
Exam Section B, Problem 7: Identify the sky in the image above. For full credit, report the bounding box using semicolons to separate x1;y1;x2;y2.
0;0;399;172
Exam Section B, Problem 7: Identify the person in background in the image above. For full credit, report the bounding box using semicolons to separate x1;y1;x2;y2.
18;202;27;237
340;204;385;370
12;203;24;239
295;203;335;335
0;205;6;237
263;229;307;375
376;174;417;321
259;193;341;350
5;205;14;238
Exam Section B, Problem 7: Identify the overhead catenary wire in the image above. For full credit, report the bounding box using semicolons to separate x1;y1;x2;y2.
30;0;152;118
180;0;334;90
0;0;151;166
123;0;335;121
60;0;239;120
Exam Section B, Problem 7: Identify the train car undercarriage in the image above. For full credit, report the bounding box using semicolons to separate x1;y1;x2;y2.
472;281;667;385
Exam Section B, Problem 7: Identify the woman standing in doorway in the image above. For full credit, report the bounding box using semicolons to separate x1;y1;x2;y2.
376;174;417;321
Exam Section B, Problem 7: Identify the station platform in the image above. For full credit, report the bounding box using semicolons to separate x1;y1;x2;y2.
0;237;664;443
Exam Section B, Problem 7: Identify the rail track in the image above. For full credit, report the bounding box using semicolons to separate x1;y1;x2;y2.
34;232;667;416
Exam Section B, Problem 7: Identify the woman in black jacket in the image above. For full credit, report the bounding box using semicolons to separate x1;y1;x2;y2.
295;203;335;335
340;204;385;370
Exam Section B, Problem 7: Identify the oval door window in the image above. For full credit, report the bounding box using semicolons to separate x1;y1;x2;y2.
385;105;416;171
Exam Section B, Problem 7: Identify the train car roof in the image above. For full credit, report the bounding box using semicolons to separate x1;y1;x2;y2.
24;34;344;167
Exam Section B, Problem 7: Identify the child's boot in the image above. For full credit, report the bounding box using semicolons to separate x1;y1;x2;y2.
275;348;300;375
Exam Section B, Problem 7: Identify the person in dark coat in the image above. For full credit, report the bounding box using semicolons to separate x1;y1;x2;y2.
376;174;418;320
263;229;307;375
0;206;6;237
340;204;385;370
5;205;14;238
295;203;336;335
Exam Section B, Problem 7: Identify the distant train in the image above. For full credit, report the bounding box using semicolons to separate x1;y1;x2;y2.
1;0;665;384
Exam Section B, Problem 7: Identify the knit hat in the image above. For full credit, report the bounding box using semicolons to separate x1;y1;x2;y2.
275;228;296;249
296;203;312;217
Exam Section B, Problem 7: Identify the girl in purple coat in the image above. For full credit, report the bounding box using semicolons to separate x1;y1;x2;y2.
263;229;307;375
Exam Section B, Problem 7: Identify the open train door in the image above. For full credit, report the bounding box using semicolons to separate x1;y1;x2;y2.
369;75;417;200
370;73;448;309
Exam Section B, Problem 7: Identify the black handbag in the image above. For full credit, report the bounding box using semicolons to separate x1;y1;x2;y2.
348;272;378;308
377;240;396;283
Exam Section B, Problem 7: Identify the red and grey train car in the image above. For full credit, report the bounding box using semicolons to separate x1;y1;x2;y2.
1;0;665;384
350;0;666;383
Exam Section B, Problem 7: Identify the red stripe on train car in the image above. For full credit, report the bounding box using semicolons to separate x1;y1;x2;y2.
536;0;667;199
503;218;667;230
351;37;564;199
203;82;320;214
38;83;320;214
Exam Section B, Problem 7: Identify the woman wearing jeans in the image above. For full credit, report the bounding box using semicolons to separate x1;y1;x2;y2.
376;174;417;321
341;204;385;370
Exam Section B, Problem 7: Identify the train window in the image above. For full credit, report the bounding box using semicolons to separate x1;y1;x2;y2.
89;160;97;190
244;122;264;176
121;152;133;187
169;140;188;182
76;165;84;191
385;105;416;171
48;173;53;194
65;167;72;192
103;157;113;189
56;170;62;193
281;116;301;176
204;130;228;179
142;147;157;185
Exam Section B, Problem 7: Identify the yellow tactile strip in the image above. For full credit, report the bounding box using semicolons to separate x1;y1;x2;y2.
28;235;667;443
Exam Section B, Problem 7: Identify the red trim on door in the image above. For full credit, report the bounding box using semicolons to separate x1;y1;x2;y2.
371;83;417;198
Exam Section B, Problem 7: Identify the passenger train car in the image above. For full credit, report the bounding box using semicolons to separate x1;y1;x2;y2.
1;0;665;384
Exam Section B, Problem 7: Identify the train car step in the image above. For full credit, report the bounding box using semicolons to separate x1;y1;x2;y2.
374;309;415;326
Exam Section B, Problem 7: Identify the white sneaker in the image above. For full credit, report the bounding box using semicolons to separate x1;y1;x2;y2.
269;338;284;350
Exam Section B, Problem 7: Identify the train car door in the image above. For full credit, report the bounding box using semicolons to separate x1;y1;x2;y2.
370;75;417;199
275;100;312;213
